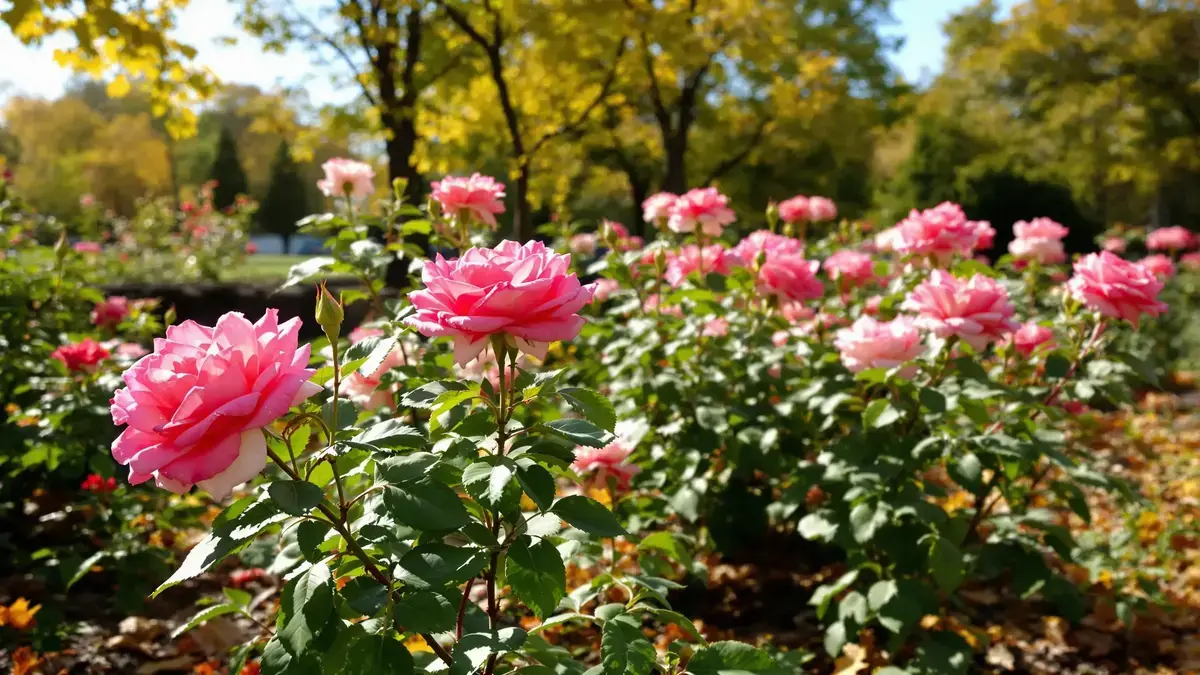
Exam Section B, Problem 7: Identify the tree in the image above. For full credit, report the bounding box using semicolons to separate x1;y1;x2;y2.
239;1;463;201
433;0;627;241
209;127;249;209
259;140;308;253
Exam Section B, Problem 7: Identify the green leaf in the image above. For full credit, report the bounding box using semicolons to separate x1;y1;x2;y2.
810;570;859;620
601;619;628;674
645;608;707;645
279;562;334;654
376;452;438;484
875;579;928;635
638;531;690;566
849;502;887;544
686;641;778;674
542;418;616;448
451;628;527;674
505;538;566;620
281;256;335;290
919;388;947;413
463;458;521;512
297;520;332;561
928;536;964;593
953;452;983;490
515;463;556;511
558;387;617;432
340;633;414;675
67;550;107;590
394;590;457;633
261;634;320;675
170;603;241;639
551;495;627;537
340;576;388;616
401;380;468;409
383;479;470;531
863;399;902;429
352;420;427;449
1044;353;1071;379
269;481;325;516
223;587;252;607
154;493;287;596
395;542;488;590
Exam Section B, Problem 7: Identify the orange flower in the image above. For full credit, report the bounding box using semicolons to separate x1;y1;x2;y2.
11;646;40;675
0;598;41;630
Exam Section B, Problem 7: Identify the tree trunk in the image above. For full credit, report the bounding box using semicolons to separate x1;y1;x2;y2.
281;232;290;255
662;135;688;195
628;176;649;237
513;163;532;242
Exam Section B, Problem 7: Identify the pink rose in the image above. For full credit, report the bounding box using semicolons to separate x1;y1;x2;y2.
702;317;729;337
771;330;790;347
834;316;925;376
80;194;95;207
74;241;101;254
758;253;824;302
573;439;640;492
1181;252;1200;270
780;300;815;324
1066;252;1168;327
1009;323;1055;357
731;230;804;263
664;245;742;287
970;221;995;251
109;310;322;498
1009;217;1068;264
1146;226;1194;251
642;294;683;318
808;197;837;222
886;203;984;263
592;278;620;303
621;235;644;251
667;187;736;236
642;192;678;225
864;296;883;315
349;325;385;343
430;173;506;228
569;233;598;257
603;220;630;239
1139;253;1176;279
92;296;130;328
342;348;407;411
823;250;875;287
405;240;595;365
245;242;259;255
317;158;375;200
901;270;1019;349
777;196;810;224
1102;237;1127;253
53;338;110;372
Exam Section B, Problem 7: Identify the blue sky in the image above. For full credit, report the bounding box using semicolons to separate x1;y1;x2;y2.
0;0;1014;105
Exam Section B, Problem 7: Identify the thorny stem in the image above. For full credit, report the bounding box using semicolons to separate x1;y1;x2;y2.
457;576;476;640
483;342;510;675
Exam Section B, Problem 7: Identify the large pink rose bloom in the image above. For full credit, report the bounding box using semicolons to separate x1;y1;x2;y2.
823;250;875;287
1139;253;1176;280
888;202;983;263
901;270;1019;349
109;310;322;499
758;253;823;302
1066;252;1168;327
573;439;640;492
642;192;678;225
317;158;375;200
405;240;595;365
731;230;804;262
668;187;736;236
664;244;743;287
1146;226;1194;251
834;316;925;377
1009;323;1056;357
808;197;838;222
430;173;506;228
777;196;810;224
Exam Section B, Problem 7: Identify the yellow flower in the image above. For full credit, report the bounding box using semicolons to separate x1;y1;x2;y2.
1;598;42;630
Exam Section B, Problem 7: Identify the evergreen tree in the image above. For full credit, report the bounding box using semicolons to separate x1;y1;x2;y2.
208;126;248;210
258;139;308;254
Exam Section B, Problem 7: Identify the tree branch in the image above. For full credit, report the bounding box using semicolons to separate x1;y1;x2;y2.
702;115;770;185
529;39;628;156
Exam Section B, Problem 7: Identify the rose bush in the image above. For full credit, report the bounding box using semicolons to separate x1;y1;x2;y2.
4;163;1195;673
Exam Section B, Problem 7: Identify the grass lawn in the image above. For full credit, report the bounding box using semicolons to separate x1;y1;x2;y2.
221;254;355;285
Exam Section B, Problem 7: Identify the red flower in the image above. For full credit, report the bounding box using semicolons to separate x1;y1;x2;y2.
52;339;110;372
82;474;118;493
229;568;268;587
